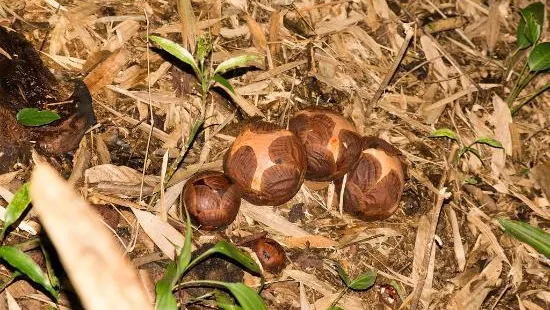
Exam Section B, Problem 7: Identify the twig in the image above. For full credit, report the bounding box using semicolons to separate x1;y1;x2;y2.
139;9;154;205
401;7;483;93
426;31;482;92
366;25;414;114
511;82;550;115
410;172;448;310
424;0;476;49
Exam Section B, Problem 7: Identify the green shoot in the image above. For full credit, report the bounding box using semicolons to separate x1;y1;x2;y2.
428;129;503;164
147;35;264;205
507;2;549;113
498;218;550;258
328;264;376;309
154;208;265;310
0;246;58;299
0;183;32;242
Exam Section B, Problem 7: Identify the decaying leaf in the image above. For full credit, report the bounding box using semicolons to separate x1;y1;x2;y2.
85;164;159;197
450;258;502;309
83;48;129;95
30;162;152;310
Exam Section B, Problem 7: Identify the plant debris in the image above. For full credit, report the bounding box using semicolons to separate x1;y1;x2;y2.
0;0;548;309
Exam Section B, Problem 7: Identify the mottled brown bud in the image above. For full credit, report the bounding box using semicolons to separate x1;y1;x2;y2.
224;122;307;206
253;237;286;273
183;171;241;230
289;107;361;181
338;136;405;221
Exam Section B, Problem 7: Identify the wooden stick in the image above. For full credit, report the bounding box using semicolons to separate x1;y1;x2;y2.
366;25;414;114
410;172;448;310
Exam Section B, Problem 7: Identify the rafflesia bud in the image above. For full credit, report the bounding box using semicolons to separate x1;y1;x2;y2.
252;237;286;273
339;136;405;221
289;107;361;182
183;170;241;230
224;122;307;206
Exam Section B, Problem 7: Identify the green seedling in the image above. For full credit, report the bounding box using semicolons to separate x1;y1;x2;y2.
507;2;550;114
429;128;503;164
0;183;59;300
0;183;32;241
155;208;266;310
16;108;60;126
498;218;550;258
147;35;263;203
327;264;377;310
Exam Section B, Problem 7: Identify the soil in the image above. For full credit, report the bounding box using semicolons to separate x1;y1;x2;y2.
0;0;548;309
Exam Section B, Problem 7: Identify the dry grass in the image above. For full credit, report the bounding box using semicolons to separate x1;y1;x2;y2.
0;0;549;309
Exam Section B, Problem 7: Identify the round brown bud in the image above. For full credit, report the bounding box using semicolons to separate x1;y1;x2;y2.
224;122;307;206
339;136;405;221
183;171;241;230
253;237;286;273
289;107;362;181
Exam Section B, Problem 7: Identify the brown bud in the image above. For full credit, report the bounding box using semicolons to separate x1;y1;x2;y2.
224;122;307;206
253;237;286;273
182;171;241;230
289;107;361;181
338;136;405;221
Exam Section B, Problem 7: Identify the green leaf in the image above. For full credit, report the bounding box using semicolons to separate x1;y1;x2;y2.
348;269;377;291
210;241;262;275
327;307;344;310
154;262;178;310
335;264;350;286
148;35;200;77
16;108;60;127
216;292;243;310
429;128;458;141
473;137;503;149
520;2;544;44
516;17;531;49
221;282;267;310
457;147;469;159
528;42;550;72
1;183;32;241
212;74;236;95
457;147;482;163
0;246;58;299
213;54;264;76
189;240;261;276
176;208;193;277
498;218;550;258
184;280;266;310
40;241;60;290
389;280;406;302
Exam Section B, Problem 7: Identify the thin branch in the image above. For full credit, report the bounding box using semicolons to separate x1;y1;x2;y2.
410;172;448;310
366;25;415;114
139;9;154;205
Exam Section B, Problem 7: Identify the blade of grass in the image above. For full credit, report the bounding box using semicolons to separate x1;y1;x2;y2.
498;218;550;257
187;241;262;276
213;54;264;76
0;246;58;299
154;263;178;310
182;280;267;310
148;35;200;76
0;183;32;241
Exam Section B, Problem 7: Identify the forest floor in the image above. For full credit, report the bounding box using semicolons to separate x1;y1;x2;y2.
0;0;549;309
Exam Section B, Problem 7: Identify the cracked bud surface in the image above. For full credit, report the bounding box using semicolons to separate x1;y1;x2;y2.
289;107;361;182
338;136;405;221
224;122;307;206
183;170;241;230
253;237;286;274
